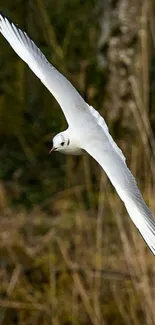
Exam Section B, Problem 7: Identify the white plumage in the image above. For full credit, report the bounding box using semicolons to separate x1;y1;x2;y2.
0;12;155;254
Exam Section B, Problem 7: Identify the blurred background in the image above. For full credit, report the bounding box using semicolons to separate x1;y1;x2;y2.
0;0;155;324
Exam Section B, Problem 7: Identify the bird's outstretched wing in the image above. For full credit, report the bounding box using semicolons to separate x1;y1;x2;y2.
1;13;155;254
0;12;89;125
83;131;155;254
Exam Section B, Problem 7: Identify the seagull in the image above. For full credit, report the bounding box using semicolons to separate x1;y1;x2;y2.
0;12;155;255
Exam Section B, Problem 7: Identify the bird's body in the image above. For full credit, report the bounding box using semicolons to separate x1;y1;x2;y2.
0;12;155;254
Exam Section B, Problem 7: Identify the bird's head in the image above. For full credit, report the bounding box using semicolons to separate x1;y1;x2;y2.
49;132;70;154
49;130;82;155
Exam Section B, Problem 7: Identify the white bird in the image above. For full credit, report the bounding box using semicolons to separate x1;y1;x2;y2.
0;12;155;254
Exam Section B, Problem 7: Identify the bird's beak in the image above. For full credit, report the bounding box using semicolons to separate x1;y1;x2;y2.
49;147;56;154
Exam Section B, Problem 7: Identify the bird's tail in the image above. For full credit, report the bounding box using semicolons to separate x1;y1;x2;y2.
125;199;155;255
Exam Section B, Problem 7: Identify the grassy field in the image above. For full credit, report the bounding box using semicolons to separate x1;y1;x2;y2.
0;153;155;325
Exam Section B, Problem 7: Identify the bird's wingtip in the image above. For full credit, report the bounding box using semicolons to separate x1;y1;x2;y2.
0;11;17;25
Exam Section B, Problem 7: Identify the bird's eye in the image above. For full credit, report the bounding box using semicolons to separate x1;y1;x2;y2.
61;141;65;146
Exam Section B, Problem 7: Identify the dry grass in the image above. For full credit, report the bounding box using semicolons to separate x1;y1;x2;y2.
0;170;155;325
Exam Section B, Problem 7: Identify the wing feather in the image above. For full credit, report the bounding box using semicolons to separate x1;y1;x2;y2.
83;132;155;254
88;105;126;162
0;12;88;125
